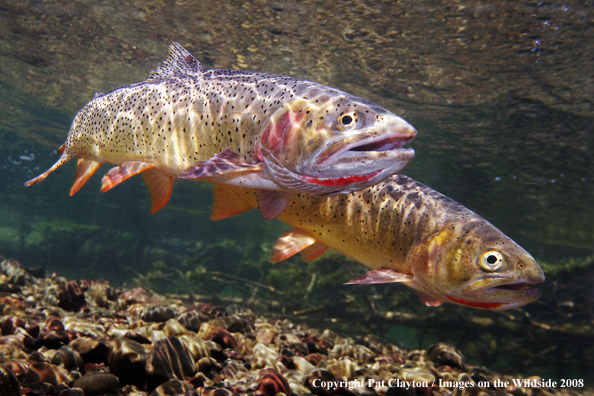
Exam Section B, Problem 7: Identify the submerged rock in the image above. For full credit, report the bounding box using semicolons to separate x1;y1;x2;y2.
73;372;119;396
0;365;20;396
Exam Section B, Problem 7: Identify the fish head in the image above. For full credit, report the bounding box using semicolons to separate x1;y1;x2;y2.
256;95;416;195
408;223;545;310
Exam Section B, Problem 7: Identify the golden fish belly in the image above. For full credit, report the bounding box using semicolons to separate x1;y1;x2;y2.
227;183;414;272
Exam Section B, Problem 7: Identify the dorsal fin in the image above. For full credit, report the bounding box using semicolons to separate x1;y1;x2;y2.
146;42;206;80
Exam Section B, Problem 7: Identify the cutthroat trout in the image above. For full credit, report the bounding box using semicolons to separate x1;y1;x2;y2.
212;175;545;310
24;43;416;218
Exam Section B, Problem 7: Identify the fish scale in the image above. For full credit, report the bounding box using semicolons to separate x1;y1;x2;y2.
25;42;417;218
213;174;545;310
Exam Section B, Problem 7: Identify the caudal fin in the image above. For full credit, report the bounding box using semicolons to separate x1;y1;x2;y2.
24;145;74;186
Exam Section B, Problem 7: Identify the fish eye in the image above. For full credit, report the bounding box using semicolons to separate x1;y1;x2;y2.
479;251;504;272
336;112;359;131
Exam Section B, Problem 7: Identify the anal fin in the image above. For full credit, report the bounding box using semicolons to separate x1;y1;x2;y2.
70;157;103;196
211;184;254;220
270;228;318;262
141;169;173;213
256;189;292;220
101;161;156;193
179;148;263;180
345;268;414;285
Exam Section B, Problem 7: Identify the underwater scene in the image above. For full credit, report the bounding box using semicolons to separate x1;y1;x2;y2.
0;0;593;395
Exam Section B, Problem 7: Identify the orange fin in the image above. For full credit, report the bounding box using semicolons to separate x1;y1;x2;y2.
211;184;254;220
300;241;328;261
70;157;103;196
270;228;318;262
256;189;292;220
345;268;414;285
179;148;263;180
101;161;156;193
24;148;75;187
416;291;443;307
141;169;173;213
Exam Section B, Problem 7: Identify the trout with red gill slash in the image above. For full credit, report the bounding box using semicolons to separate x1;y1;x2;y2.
212;175;545;310
24;43;416;219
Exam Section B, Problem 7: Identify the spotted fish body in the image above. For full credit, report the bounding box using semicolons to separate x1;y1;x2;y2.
25;43;416;217
214;175;545;310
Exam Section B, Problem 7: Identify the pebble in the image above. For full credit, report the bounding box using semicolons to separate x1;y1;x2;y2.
73;372;119;396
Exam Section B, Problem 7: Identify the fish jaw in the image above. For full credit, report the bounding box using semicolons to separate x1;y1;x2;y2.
257;97;417;196
455;265;545;310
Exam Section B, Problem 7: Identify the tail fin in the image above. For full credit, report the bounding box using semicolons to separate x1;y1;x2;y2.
24;145;74;186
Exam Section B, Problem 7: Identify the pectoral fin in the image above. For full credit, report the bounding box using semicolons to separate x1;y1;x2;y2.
211;184;254;220
270;228;327;262
101;161;156;192
415;291;443;307
179;149;263;180
141;169;173;213
70;157;103;195
256;189;292;220
345;268;414;285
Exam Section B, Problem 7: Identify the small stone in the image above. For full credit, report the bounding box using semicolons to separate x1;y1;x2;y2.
256;370;292;396
141;306;177;323
426;343;466;371
50;346;84;372
201;386;231;396
177;310;206;332
26;381;58;396
207;326;238;350
0;365;20;396
119;287;151;304
306;369;338;396
21;362;70;389
108;336;148;387
146;336;196;390
149;379;196;396
210;315;254;333
58;388;84;396
255;326;277;345
57;280;86;312
69;337;110;364
73;372;119;396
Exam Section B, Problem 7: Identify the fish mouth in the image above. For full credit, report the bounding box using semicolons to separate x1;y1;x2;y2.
460;278;543;307
310;126;417;180
347;135;409;153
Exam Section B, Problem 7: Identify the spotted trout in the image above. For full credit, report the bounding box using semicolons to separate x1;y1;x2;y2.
24;43;416;218
212;175;545;310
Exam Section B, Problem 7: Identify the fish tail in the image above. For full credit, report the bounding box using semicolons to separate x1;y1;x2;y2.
24;147;75;187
